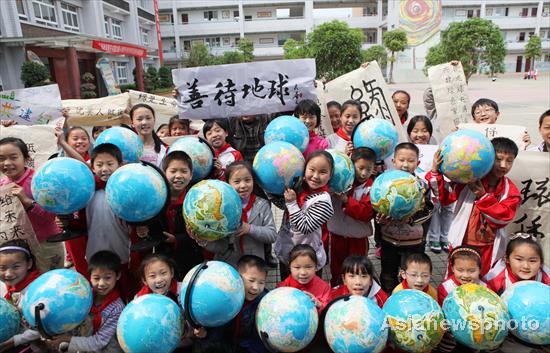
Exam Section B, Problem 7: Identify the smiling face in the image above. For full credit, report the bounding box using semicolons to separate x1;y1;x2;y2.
290;255;317;285
0;143;27;181
473;104;499;124
142;260;174;295
539;115;550;149
205;122;228;149
228;167;254;201
340;106;361;136
409;121;431;145
342;271;372;296
304;155;332;190
490;151;515;179
92;152;121;182
132;107;156;137
165;159;192;196
239;265;266;301
401;262;431;291
328;106;341;131
507;244;542;280
170;122;189;137
68;128;91;157
0;252;33;288
90;268;120;297
452;257;481;285
392;148;419;174
298;113;318;132
354;158;374;185
392;92;410;119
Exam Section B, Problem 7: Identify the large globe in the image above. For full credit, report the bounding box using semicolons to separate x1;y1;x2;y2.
183;180;242;241
256;287;318;352
253;141;305;195
353;119;398;160
106;163;168;222
168;136;214;183
31;157;95;214
440;129;495;184
0;298;19;342
327;149;355;193
443;283;509;350
180;261;245;327
370;170;423;220
21;269;92;336
383;290;445;352
117;294;183;353
94;126;144;163
501;281;550;345
325;295;388;353
265;115;310;153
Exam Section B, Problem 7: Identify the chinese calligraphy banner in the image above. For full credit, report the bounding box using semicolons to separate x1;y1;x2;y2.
0;185;38;246
458;123;526;150
324;61;408;142
314;80;333;137
128;90;178;124
506;151;550;265
428;62;471;138
62;93;130;126
0;84;62;125
0;125;58;169
172;59;317;119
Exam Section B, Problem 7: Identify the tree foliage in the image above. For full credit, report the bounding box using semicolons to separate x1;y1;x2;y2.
80;72;97;99
184;43;211;67
158;66;173;88
525;34;542;69
238;38;254;62
144;66;160;92
382;29;407;83
283;38;310;60
362;45;388;68
20;61;51;87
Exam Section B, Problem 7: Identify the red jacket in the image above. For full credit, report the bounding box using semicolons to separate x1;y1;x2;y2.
277;275;331;312
345;179;374;221
437;275;487;306
329;281;387;308
484;259;550;295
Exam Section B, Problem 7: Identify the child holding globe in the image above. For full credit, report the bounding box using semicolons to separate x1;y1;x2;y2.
326;100;362;155
130;103;167;167
294;99;328;158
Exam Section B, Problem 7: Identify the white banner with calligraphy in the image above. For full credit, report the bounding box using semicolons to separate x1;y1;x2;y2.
458;123;526;150
172;59;317;119
0;84;62;125
128;90;178;124
0;125;58;170
62;93;130;126
314;80;333;137
324;61;408;142
0;185;38;246
506;151;550;265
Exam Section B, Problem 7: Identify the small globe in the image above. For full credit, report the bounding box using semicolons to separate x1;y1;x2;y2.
21;269;92;336
183;180;242;241
353;119;398;160
325;295;388;353
265;115;310;153
168;136;214;183
253;141;305;195
256;287;318;352
383;290;445;352
0;298;19;342
443;283;509;350
31;157;95;214
327;149;355;193
501;281;550;345
106;163;168;222
94;126;144;163
180;261;245;327
440;129;495;184
370;170;423;220
117;294;183;353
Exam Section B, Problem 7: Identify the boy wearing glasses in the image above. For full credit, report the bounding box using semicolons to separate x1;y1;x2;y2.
392;253;437;301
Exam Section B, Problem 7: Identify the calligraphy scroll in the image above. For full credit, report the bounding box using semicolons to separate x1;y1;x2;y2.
458;123;527;150
62;93;130;126
0;124;58;170
0;185;38;246
0;84;62;125
128;90;178;124
314;80;333;137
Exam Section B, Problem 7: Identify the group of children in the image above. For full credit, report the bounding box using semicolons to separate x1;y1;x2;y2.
1;88;549;353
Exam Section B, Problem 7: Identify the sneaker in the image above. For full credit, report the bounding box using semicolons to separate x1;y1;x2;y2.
441;242;450;252
375;246;382;259
430;241;442;253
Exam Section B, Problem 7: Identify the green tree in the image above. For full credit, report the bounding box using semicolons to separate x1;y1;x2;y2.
382;29;407;83
184;43;211;67
362;45;388;69
158;66;173;88
20;61;51;87
283;38;310;59
80;72;97;98
423;43;447;75
237;37;254;62
525;34;542;70
144;66;160;92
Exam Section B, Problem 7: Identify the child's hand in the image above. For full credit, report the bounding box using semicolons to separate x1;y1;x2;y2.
45;335;70;351
1;120;17;128
10;184;33;207
304;291;322;308
449;60;460;66
284;188;297;203
235;222;250;237
193;327;207;339
54;127;64;143
163;231;176;244
376;213;392;225
431;149;443;174
335;192;348;204
345;141;354;156
467;180;486;198
172;88;179;100
136;226;149;238
0;338;15;353
61;108;69;119
186;225;207;247
522;131;531;149
56;214;73;228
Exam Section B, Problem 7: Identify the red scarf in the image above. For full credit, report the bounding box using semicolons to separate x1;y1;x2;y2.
90;288;121;333
4;270;40;302
308;130;318;139
401;279;431;294
285;274;317;292
297;184;329;208
84;152;91;162
239;194;256;253
135;279;178;297
166;191;186;234
336;128;351;142
215;143;232;157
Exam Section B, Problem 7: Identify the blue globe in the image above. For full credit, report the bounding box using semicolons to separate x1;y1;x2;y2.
31;157;95;214
106;163;168;222
265;115;310;153
180;261;245;327
253;141;305;195
370;170;423;220
0;298;19;342
117;294;183;353
383;290;445;353
168;136;214;183
440;129;495;184
94;126;144;163
256;287;318;352
353;119;398;160
183;180;242;241
21;269;92;336
327;149;355;193
501;281;550;345
325;295;388;353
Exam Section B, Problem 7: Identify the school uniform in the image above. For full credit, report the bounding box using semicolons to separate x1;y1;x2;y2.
329;281;388;308
228;290;269;353
326;128;350;153
437;275;487;306
303;131;329;159
484;259;550;295
278;275;331;312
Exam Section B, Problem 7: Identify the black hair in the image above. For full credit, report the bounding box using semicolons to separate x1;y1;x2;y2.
471;98;499;117
0;137;30;160
394;142;419;158
392;90;411;120
92;126;111;138
340;99;362;115
65;126;91;142
341;255;375;278
401;252;432;273
305;150;334;177
88;250;122;274
491;137;518;158
351;147;377;164
539;109;550;127
91;143;123;165
407;115;433;138
0;239;36;270
450;246;482;270
168;115;190;134
155;124;168;134
202;119;229;136
237;254;268;274
226;160;256;184
506;236;544;264
289;244;318;266
130;103;164;153
139;252;176;280
161;150;193;173
326;101;341;110
294;99;321;128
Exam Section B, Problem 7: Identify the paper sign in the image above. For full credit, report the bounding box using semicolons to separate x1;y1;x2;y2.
0;125;58;169
128;90;178;124
96;57;121;96
62;93;130;126
0;84;62;125
458;123;526;150
0;185;38;246
314;80;333;137
417;144;439;174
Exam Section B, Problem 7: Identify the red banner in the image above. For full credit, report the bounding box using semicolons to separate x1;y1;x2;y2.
154;0;163;65
92;40;147;58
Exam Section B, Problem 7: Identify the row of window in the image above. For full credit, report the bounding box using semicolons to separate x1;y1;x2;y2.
445;6;549;18
159;8;306;24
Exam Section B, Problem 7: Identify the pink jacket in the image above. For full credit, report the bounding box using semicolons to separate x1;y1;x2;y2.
0;168;61;242
303;131;329;159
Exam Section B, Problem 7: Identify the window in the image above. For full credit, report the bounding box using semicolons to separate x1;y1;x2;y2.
455;9;467;17
115;62;128;84
222;10;230;19
531;7;537;17
33;0;57;27
222;37;230;46
520;8;528;17
518;32;526;42
204;11;217;21
138;0;147;8
363;6;377;16
111;18;122;40
141;28;149;46
467;9;480;18
61;3;79;32
259;37;274;44
183;40;191;51
244;15;252;21
233;10;239;18
257;11;272;18
159;14;173;23
485;8;493;16
16;0;27;19
181;13;188;24
544;53;550;62
205;37;221;47
104;16;110;37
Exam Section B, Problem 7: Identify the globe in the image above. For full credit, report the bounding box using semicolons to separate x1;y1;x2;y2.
325;295;388;353
353;119;398;160
265;115;310;153
439;129;495;184
117;294;183;353
327;149;355;193
21;269;92;336
256;287;318;352
106;163;168;222
0;298;19;343
180;261;245;327
253;141;305;195
168;136;214;183
183;179;242;241
94;126;144;163
383;290;445;353
443;283;509;350
501;281;550;345
370;170;423;220
31;157;95;214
